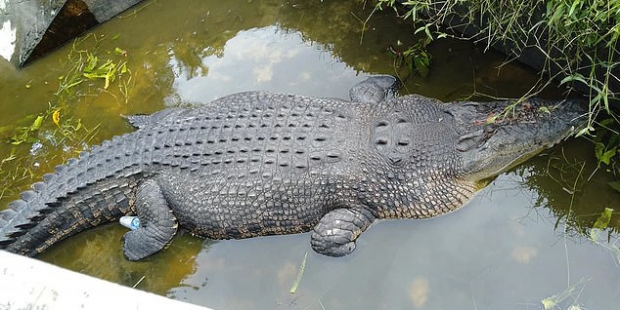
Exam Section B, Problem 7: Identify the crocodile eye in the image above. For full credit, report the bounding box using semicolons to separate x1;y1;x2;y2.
397;140;410;146
375;139;388;146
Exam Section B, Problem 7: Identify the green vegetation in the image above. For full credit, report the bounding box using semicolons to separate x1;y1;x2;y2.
386;37;432;79
289;251;308;294
2;33;133;147
540;278;589;310
0;105;86;146
589;207;620;263
0;34;133;201
375;0;620;190
57;34;133;103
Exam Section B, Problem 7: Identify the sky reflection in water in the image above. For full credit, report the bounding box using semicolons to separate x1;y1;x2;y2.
169;26;364;106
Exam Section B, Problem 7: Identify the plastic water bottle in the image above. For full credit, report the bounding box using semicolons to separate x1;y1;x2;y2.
120;216;140;230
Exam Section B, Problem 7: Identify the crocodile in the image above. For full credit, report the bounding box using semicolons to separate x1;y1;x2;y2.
0;77;583;260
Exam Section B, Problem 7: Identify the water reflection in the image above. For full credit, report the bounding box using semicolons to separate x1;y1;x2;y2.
0;0;618;309
40;225;206;295
169;26;361;105
521;139;620;235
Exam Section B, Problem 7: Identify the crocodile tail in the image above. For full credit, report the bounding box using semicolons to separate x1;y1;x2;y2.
0;132;144;255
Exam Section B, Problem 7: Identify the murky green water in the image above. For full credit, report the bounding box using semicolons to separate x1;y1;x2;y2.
1;0;619;309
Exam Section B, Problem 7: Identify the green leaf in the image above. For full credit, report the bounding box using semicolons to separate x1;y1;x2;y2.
541;297;557;310
114;47;126;56
83;72;104;79
74;119;82;132
424;26;432;39
608;181;620;193
540;284;575;310
594;142;617;165
600;147;617;165
560;73;587;85
592;208;613;230
84;53;98;73
63;78;84;90
575;126;594;137
97;59;115;72
594;142;605;159
119;62;128;74
30;115;44;131
289;252;308;294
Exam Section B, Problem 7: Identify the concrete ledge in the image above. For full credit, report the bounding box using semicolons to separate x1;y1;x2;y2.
0;251;212;310
0;0;144;67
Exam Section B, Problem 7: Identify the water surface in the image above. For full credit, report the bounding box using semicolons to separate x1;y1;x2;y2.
0;1;618;309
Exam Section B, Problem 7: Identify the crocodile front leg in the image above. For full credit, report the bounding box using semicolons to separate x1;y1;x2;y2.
311;208;376;257
122;179;178;261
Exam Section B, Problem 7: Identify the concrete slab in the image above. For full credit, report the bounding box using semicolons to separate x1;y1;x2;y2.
0;0;144;67
0;251;213;310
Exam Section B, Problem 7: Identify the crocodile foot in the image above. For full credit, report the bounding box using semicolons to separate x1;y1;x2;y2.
122;179;178;260
310;208;375;257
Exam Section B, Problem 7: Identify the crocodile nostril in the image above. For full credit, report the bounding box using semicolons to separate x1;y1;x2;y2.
388;157;402;165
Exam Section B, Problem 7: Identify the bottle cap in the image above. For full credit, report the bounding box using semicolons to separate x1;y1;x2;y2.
120;216;140;230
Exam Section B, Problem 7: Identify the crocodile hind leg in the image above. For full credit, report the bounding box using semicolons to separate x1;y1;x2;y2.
310;208;376;257
122;179;178;260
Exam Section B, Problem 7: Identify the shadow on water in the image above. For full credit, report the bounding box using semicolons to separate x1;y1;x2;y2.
0;0;619;309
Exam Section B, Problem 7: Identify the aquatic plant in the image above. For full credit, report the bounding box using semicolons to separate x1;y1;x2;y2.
375;0;620;189
0;34;133;201
57;34;133;103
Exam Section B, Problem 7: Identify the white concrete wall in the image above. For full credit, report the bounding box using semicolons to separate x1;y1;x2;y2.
0;0;16;62
0;251;213;310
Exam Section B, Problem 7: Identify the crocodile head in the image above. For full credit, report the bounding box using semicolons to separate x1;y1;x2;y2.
447;98;585;183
